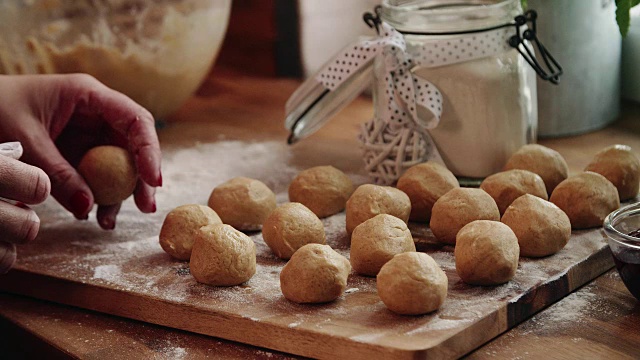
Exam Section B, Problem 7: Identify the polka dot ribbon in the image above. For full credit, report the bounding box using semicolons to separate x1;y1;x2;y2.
316;22;513;131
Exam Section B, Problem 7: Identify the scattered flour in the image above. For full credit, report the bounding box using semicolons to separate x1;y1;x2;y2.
93;264;121;282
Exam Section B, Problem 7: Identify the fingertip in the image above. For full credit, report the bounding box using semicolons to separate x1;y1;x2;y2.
70;191;93;220
134;180;156;213
97;203;121;230
32;167;51;204
136;145;162;188
98;216;116;230
21;210;41;244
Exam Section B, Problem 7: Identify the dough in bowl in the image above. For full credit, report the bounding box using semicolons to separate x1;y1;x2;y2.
585;144;640;201
480;169;548;215
396;162;459;222
503;144;569;194
288;165;354;218
377;252;448;315
280;244;351;304
430;188;500;245
549;172;620;229
501;194;571;257
455;220;519;286
350;214;415;276
159;204;222;260
345;184;411;235
208;177;276;231
190;224;256;286
77;145;137;206
262;202;326;260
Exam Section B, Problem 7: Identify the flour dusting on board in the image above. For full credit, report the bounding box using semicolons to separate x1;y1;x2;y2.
15;140;613;354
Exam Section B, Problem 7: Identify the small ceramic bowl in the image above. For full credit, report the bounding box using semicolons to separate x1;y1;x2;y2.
603;202;640;301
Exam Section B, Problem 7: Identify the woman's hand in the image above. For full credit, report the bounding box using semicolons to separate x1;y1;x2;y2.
0;74;162;230
0;142;50;273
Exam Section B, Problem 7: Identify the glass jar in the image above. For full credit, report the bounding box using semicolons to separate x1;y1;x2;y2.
378;0;538;183
603;202;640;301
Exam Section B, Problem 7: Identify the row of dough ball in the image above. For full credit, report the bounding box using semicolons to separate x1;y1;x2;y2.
158;201;443;315
207;166;356;233
343;144;639;290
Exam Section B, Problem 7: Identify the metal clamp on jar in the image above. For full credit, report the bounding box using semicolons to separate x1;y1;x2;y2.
285;0;561;185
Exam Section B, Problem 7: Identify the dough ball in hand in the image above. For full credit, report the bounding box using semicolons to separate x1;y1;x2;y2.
480;169;548;215
190;224;256;286
208;177;276;231
280;244;351;304
503;144;569;194
549;172;620;229
159;204;222;260
350;214;415;276
396;162;459;222
430;188;500;245
585;144;640;201
262;202;326;259
501;194;571;257
455;220;519;286
377;252;448;315
345;184;411;235
77;145;137;205
288;166;354;218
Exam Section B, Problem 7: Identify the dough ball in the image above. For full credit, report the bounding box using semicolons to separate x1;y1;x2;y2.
77;145;137;205
208;177;276;231
503;144;569;194
345;184;411;235
288;166;354;218
190;224;256;286
430;188;500;245
480;169;548;215
549;172;620;229
262;202;326;259
396;162;459;222
501;194;571;257
377;252;448;315
585;144;640;201
455;220;519;286
280;243;351;304
159;204;222;260
350;214;416;276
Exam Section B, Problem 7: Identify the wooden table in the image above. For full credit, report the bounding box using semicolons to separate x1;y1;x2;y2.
1;69;639;359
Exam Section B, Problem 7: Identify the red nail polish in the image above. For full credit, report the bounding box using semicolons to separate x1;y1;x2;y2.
15;202;30;209
151;201;157;213
105;219;115;230
158;173;163;187
70;191;91;218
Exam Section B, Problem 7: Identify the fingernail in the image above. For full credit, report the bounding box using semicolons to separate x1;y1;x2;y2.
103;218;115;230
151;201;157;213
15;201;30;209
70;191;91;219
158;173;163;187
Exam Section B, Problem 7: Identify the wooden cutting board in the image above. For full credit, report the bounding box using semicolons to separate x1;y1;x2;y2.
0;141;615;360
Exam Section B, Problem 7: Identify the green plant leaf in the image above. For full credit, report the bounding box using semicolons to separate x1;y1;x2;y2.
616;0;631;37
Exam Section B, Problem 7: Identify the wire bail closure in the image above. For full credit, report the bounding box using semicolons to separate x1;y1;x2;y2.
363;7;563;85
508;10;562;84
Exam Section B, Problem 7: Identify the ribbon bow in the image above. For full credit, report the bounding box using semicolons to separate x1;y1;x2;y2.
316;22;443;133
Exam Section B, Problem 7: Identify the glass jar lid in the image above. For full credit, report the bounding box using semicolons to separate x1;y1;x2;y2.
284;41;375;144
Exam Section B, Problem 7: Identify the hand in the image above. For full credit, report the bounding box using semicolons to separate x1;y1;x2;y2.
0;142;50;273
0;74;162;230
